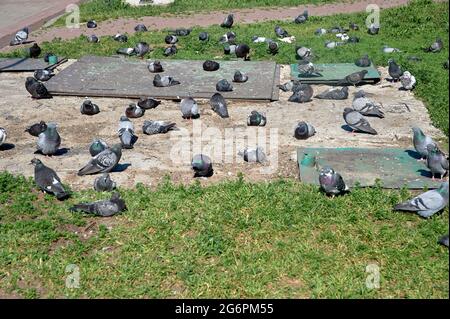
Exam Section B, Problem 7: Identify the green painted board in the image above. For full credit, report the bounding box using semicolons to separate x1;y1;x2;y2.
291;63;381;85
0;57;66;72
297;147;442;189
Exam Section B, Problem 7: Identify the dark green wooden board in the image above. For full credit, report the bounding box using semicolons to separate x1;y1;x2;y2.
45;55;280;101
297;147;442;189
291;63;381;85
0;57;66;72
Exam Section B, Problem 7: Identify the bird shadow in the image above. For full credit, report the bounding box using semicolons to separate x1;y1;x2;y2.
405;150;422;160
111;163;131;173
418;169;433;178
341;125;354;133
0;143;15;151
34;148;70;156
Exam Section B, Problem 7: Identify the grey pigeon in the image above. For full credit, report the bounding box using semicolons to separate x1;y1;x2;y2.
78;144;122;176
0;128;5;147
294;10;308;24
329;26;347;33
343;108;377;135
221;14;234;28
125;103;145;118
355;54;371;67
296;46;312;60
348;36;360;43
134;24;148;32
275;25;289;38
219;31;236;44
89;138;108;157
426;144;449;180
138;97;161;109
367;23;380;35
87;35;99;43
165;34;178;45
394;182;449;218
203;60;220;71
148;61;164;73
277;80;299;92
235;43;250;60
325;41;345;49
315;87;348;100
80;100;100;116
37;122;61;155
412;127;436;160
352;90;384;118
134;42;150;58
199;32;209;41
170;28;191;36
294;121;316;139
238;147;267;163
298;61;322;76
268;40;279;54
118;116;138;149
438;234;449;248
210;93;229;118
338;70;368;86
288;84;314;103
252;36;268;43
94;173;116;192
388;59;403;81
113;33;128;42
233;70;248;83
87;20;97;28
247;111;266;126
192;154;213;177
216;79;233;92
180;97;199;119
143;120;177;135
31;158;69;200
25;77;51;99
70;192;126;217
10;27;29;45
34;69;53;81
315;28;327;36
116;47;134;56
163;45;177;57
25;121;47;137
153;74;180;87
29;43;41;58
349;22;359;30
425;38;443;53
319;167;349;196
444;60;449;69
382;45;401;53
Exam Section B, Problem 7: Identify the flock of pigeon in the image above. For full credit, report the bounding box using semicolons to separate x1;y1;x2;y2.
0;12;449;247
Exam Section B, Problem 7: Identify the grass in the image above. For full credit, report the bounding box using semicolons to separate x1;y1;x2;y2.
0;171;448;298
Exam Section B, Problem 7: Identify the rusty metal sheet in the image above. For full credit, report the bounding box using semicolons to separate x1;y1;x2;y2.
45;55;280;101
297;147;442;189
0;57;66;72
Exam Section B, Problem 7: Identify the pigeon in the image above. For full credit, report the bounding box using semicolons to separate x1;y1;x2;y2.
216;79;233;92
352;90;384;118
142;120;177;135
235;44;250;60
355;54;371;67
338;70;368;86
219;31;236;44
388;59;403;81
163;45;177;57
138;97;161;110
199;32;209;41
349;22;359;30
221;14;234;28
43;53;54;63
94;173;116;192
347;36;360;43
319;167;349;197
203;60;220;71
165;34;178;45
116;47;135;56
343;108;377;135
37;122;61;155
223;44;237;55
209;93;229;118
424;38;443;53
288;84;314;103
315;87;349;100
367;23;380;35
148;61;164;73
329;26;347;33
80;100;100;116
296;46;312;60
325;41;345;49
192;154;213;177
382;45;401;53
70;192;127;217
34;69;53;81
25;121;47;137
0;127;7;147
118;116;138;149
444;60;449;70
294;121;316;140
134;42;150;58
275;26;289;38
113;33;128;42
29;43;41;58
336;33;349;42
277;80;299;92
180;97;199;119
89;138;108;157
400;71;416;90
87;20;97;28
31;158;69;200
125;103;145;119
247;111;266;126
25;77;52;99
87;35;99;43
238;147;267;163
438;234;449;248
412;127;437;160
78;144;122;176
426;144;449;180
233;70;248;83
170;28;191;36
153;74;180;87
314;28;327;36
297;61;322;76
134;24;148;32
252;36;268;43
10;27;29;45
407;56;422;62
394;182;449;218
267;40;279;54
294;10;309;24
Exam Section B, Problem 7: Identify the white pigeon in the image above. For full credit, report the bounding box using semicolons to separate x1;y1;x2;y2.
0;127;6;147
382;45;401;53
252;36;267;43
325;41;345;49
336;33;349;41
280;36;296;43
400;71;416;90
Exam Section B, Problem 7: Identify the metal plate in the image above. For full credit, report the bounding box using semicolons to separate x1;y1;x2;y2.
297;147;442;189
291;63;381;85
45;55;280;101
0;57;65;72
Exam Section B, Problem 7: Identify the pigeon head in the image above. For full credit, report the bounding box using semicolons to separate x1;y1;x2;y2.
412;127;425;138
403;71;411;77
320;167;335;176
120;115;130;122
438;182;449;196
426;143;439;154
354;90;366;98
342;87;349;94
30;158;42;166
343;107;354;116
388;58;395;65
